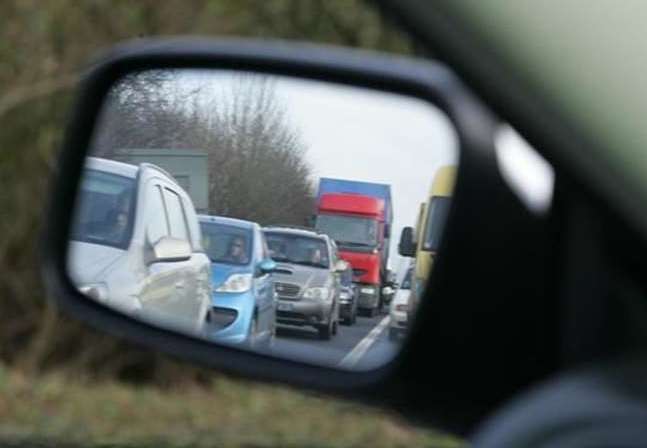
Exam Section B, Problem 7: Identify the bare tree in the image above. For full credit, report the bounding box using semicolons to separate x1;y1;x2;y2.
197;75;314;225
90;72;314;226
91;70;191;157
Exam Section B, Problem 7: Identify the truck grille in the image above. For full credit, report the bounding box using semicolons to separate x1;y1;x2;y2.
352;269;367;279
274;282;300;299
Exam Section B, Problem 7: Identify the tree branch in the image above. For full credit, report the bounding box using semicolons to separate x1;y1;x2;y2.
0;74;78;118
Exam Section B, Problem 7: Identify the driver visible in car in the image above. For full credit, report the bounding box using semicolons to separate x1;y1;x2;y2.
309;247;328;266
104;190;131;244
223;236;248;264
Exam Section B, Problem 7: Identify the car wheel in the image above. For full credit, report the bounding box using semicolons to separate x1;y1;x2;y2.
317;320;332;340
388;327;398;341
332;319;338;336
265;327;276;352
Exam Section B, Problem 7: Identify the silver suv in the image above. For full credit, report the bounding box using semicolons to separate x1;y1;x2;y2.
262;226;347;340
68;157;212;337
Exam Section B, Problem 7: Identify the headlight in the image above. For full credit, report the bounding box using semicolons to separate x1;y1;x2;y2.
215;273;252;293
339;291;351;301
303;287;331;302
79;283;109;302
360;286;376;295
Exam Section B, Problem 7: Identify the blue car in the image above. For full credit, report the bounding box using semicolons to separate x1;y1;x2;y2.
199;215;277;348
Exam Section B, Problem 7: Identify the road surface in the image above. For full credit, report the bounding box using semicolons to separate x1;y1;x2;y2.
269;310;403;371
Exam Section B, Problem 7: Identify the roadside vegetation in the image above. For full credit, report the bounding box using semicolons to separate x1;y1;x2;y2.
0;364;463;448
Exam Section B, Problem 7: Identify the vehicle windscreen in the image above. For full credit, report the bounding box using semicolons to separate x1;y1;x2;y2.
339;266;353;287
315;214;378;248
401;268;413;290
70;169;136;249
422;196;451;252
264;232;330;269
200;222;252;266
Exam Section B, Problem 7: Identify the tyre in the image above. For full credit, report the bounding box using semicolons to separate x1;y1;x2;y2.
317;321;332;340
264;325;276;352
389;327;398;341
332;319;338;335
248;315;259;349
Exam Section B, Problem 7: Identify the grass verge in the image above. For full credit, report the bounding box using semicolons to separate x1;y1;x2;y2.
0;364;463;448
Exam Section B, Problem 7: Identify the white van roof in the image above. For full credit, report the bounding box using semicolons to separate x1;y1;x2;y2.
85;156;139;178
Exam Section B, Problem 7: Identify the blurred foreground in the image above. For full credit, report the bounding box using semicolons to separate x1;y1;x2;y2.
0;364;462;448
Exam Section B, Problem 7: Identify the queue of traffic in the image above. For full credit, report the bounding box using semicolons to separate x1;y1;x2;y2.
69;157;405;348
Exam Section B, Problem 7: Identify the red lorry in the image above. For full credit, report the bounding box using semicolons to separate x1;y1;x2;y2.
314;178;393;317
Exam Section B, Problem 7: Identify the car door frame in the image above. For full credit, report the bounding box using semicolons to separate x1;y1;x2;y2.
137;177;180;327
252;225;274;341
158;180;201;331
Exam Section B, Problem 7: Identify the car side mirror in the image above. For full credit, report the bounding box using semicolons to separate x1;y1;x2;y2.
398;226;416;257
148;237;192;264
44;37;543;432
257;258;276;275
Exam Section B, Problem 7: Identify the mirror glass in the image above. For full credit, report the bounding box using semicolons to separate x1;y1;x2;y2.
67;69;459;371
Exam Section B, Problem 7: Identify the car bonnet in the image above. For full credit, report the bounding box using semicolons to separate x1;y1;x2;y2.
272;262;331;290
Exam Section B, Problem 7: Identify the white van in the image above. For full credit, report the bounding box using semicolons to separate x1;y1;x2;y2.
68;157;211;337
389;265;413;341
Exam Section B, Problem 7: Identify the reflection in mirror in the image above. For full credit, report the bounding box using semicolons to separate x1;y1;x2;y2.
68;69;459;371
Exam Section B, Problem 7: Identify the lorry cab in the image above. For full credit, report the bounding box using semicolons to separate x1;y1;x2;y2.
315;193;385;316
316;193;384;280
313;178;393;316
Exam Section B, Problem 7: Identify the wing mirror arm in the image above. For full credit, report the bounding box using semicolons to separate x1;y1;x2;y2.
146;236;192;265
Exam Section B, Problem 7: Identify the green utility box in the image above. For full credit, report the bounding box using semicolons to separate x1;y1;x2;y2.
117;149;209;213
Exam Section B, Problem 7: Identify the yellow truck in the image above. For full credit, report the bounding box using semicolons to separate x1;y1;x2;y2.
398;165;456;318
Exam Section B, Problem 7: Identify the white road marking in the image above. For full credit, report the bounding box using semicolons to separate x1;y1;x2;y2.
338;315;390;369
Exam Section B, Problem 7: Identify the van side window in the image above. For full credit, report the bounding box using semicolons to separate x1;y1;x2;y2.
147;184;169;244
164;188;189;241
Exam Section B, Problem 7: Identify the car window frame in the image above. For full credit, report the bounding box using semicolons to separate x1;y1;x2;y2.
162;186;191;242
144;180;171;245
180;193;204;253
